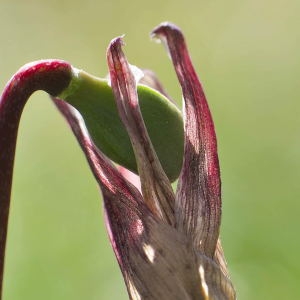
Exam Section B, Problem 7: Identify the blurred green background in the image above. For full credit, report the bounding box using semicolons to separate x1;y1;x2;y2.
0;0;299;299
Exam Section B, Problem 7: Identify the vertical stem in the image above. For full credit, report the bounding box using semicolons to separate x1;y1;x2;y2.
0;60;71;297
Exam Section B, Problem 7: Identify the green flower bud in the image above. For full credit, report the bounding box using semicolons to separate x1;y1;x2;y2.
59;69;184;182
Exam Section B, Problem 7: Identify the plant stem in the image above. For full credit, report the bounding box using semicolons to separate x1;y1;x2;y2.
0;60;71;297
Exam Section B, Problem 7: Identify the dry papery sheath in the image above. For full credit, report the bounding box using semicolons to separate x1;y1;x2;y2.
86;23;235;299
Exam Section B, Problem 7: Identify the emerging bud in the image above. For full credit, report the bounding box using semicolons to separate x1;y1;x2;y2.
58;66;184;182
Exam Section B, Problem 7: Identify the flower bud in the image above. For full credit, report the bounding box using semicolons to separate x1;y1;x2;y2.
58;69;184;182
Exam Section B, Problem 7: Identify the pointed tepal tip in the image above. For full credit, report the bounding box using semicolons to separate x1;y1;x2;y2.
150;22;186;60
106;35;126;64
106;35;125;59
150;22;183;41
109;35;126;49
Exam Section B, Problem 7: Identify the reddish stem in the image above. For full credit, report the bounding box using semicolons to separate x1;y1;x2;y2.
0;60;71;296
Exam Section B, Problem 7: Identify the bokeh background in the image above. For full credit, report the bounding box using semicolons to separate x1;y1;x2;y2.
0;0;299;299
